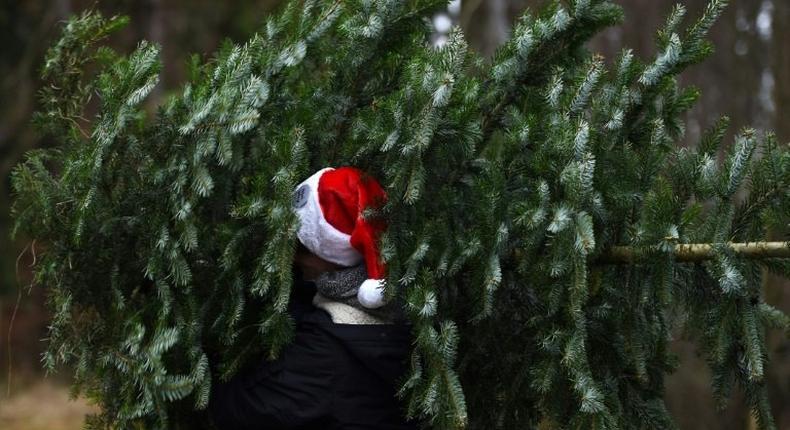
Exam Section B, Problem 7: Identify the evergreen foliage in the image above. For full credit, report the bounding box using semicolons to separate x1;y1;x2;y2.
10;0;790;428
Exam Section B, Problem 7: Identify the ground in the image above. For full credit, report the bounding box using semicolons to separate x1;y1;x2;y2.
0;380;96;430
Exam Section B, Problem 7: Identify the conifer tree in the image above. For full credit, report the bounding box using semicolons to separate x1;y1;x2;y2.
10;0;789;429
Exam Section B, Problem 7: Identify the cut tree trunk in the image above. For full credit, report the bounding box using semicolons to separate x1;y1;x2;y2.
597;241;790;264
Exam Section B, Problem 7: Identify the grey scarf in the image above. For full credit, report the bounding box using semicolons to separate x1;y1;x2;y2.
314;264;402;323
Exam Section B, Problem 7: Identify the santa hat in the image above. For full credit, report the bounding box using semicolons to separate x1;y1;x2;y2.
292;167;388;309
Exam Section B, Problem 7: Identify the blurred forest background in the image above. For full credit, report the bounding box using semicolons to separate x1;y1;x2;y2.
0;0;787;429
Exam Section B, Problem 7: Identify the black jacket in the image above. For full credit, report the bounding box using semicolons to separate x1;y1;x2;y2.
209;276;418;430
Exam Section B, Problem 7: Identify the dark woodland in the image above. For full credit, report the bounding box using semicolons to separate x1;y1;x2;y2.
1;1;787;429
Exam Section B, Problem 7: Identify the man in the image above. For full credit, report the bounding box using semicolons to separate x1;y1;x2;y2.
209;167;417;430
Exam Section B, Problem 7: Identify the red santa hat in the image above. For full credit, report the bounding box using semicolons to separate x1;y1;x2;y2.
292;167;388;309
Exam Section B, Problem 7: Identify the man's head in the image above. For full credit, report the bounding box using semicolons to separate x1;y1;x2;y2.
293;242;343;281
292;167;388;308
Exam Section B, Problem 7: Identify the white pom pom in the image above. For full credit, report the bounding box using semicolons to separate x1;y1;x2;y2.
357;279;386;309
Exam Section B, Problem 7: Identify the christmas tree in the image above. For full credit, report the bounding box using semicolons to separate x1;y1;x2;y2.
10;0;789;428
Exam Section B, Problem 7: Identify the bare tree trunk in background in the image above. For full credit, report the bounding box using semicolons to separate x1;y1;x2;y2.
775;0;790;144
147;0;166;101
589;0;664;58
462;0;511;57
56;0;71;18
461;0;533;57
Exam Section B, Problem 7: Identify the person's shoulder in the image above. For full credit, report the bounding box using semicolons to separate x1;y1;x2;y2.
298;304;412;343
321;319;412;342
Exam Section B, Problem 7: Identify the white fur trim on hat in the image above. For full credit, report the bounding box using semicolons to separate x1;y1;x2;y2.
357;279;386;309
294;168;363;267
